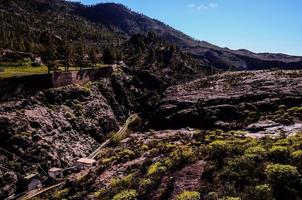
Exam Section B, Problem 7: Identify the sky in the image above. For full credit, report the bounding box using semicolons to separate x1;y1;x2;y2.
71;0;302;56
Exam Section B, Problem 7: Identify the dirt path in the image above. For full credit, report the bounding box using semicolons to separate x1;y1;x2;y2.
170;160;206;199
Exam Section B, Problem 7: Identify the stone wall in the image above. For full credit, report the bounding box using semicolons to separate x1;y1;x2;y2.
0;67;113;102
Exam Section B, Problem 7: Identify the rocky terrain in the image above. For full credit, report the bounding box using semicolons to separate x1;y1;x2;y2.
45;70;302;200
1;69;302;199
0;66;165;198
148;70;302;132
1;1;302;199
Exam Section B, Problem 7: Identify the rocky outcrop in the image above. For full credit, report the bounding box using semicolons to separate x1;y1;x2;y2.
0;84;119;196
147;70;302;130
0;67;165;198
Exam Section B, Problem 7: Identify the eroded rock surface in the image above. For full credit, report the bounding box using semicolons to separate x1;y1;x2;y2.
0;67;165;198
148;70;302;130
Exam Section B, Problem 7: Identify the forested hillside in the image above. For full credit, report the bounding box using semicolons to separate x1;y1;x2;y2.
1;0;302;71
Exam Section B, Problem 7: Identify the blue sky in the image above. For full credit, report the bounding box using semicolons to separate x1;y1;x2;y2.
71;0;302;56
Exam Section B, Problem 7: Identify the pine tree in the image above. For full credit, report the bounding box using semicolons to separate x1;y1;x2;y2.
89;48;97;67
75;44;85;70
59;37;72;71
102;48;115;64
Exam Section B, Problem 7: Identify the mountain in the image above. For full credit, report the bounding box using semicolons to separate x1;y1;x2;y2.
77;2;302;70
2;1;302;199
1;0;302;71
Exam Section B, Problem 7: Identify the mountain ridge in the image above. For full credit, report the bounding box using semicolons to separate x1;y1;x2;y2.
1;0;302;70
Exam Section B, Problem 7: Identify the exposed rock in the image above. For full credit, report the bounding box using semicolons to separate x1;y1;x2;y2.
147;70;302;130
0;67;165;198
0;172;17;199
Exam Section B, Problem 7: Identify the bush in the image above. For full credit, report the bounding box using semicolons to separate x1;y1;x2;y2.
254;184;273;200
291;150;302;170
244;146;267;161
221;156;257;184
268;146;290;163
147;162;167;176
110;174;134;193
139;178;153;192
101;156;117;166
265;164;300;186
54;188;70;199
170;145;196;168
265;164;301;199
221;197;241;200
120;149;136;159
176;191;201;200
113;190;138;200
209;140;229;163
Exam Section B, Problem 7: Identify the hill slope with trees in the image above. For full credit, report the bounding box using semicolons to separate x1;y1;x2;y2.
1;0;302;71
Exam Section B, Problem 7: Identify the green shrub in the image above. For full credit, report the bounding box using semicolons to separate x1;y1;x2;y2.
265;164;301;199
268;146;290;163
65;112;76;122
139;178;153;192
254;184;273;200
221;197;241;200
54;188;70;199
170;145;196;167
209;140;229;162
265;164;300;186
111;134;124;146
141;145;149;151
101;156;117;166
291;150;302;161
291;150;302;170
147;162;167;176
206;192;219;200
288;106;302;117
139;178;152;187
176;191;201;200
111;174;134;192
244;146;267;161
120;149;136;159
113;189;138;200
163;158;174;169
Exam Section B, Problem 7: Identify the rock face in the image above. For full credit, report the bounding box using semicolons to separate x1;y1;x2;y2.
147;70;302;130
0;85;118;199
0;67;165;198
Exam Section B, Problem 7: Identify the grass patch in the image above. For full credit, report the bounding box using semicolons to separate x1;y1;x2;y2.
0;65;48;79
0;63;110;79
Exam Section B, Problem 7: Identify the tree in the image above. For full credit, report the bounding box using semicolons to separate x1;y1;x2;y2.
62;39;72;71
102;48;115;64
89;48;97;67
75;44;85;70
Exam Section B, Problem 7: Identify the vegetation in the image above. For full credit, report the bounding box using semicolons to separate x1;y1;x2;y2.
49;124;302;200
0;65;48;79
176;191;201;200
112;190;138;200
0;0;213;81
201;131;302;200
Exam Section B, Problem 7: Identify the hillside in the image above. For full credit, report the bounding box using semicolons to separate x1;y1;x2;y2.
1;1;302;200
1;0;302;71
1;69;302;199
